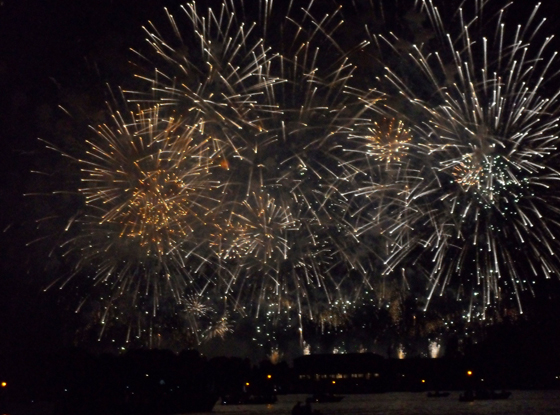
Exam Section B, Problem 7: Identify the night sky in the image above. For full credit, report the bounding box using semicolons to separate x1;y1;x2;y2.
2;0;560;362
0;0;190;354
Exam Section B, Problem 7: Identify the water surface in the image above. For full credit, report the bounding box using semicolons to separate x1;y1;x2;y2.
201;391;559;415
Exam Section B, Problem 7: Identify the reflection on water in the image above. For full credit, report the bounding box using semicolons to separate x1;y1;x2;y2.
203;391;560;415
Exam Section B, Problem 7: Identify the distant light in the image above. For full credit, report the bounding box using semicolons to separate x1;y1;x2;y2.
1;382;6;387
421;380;425;383
267;375;272;379
332;381;336;384
246;382;250;386
467;371;473;376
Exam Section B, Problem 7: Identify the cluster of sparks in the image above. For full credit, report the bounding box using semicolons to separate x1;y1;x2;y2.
39;0;560;348
361;118;412;163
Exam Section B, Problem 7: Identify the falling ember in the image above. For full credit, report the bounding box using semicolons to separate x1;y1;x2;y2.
398;345;406;360
204;312;233;340
220;158;230;170
429;340;441;358
268;348;283;364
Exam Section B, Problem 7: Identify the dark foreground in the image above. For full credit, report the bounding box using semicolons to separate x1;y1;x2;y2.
2;349;559;415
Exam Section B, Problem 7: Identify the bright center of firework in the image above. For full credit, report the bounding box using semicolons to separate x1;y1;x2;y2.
183;294;211;317
79;113;216;261
365;118;412;163
123;170;188;228
451;152;528;208
102;162;203;256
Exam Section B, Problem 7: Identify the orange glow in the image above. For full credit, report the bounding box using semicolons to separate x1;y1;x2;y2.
467;371;473;376
1;382;6;387
245;382;250;386
421;379;425;383
267;375;272;379
220;158;229;169
332;380;336;384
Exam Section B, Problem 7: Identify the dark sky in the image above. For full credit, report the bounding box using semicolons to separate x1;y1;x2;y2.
1;0;560;357
0;0;186;354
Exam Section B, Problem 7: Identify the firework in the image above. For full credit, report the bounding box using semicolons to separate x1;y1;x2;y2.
44;99;228;335
38;0;377;347
361;0;560;313
129;1;281;129
36;0;560;352
183;292;213;317
429;340;441;358
129;0;374;325
80;109;217;256
211;191;297;265
351;118;412;164
203;311;234;341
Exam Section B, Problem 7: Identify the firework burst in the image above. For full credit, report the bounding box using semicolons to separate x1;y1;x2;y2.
47;0;373;344
212;191;297;266
129;1;281;132
353;118;413;164
364;0;560;314
43;99;227;331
